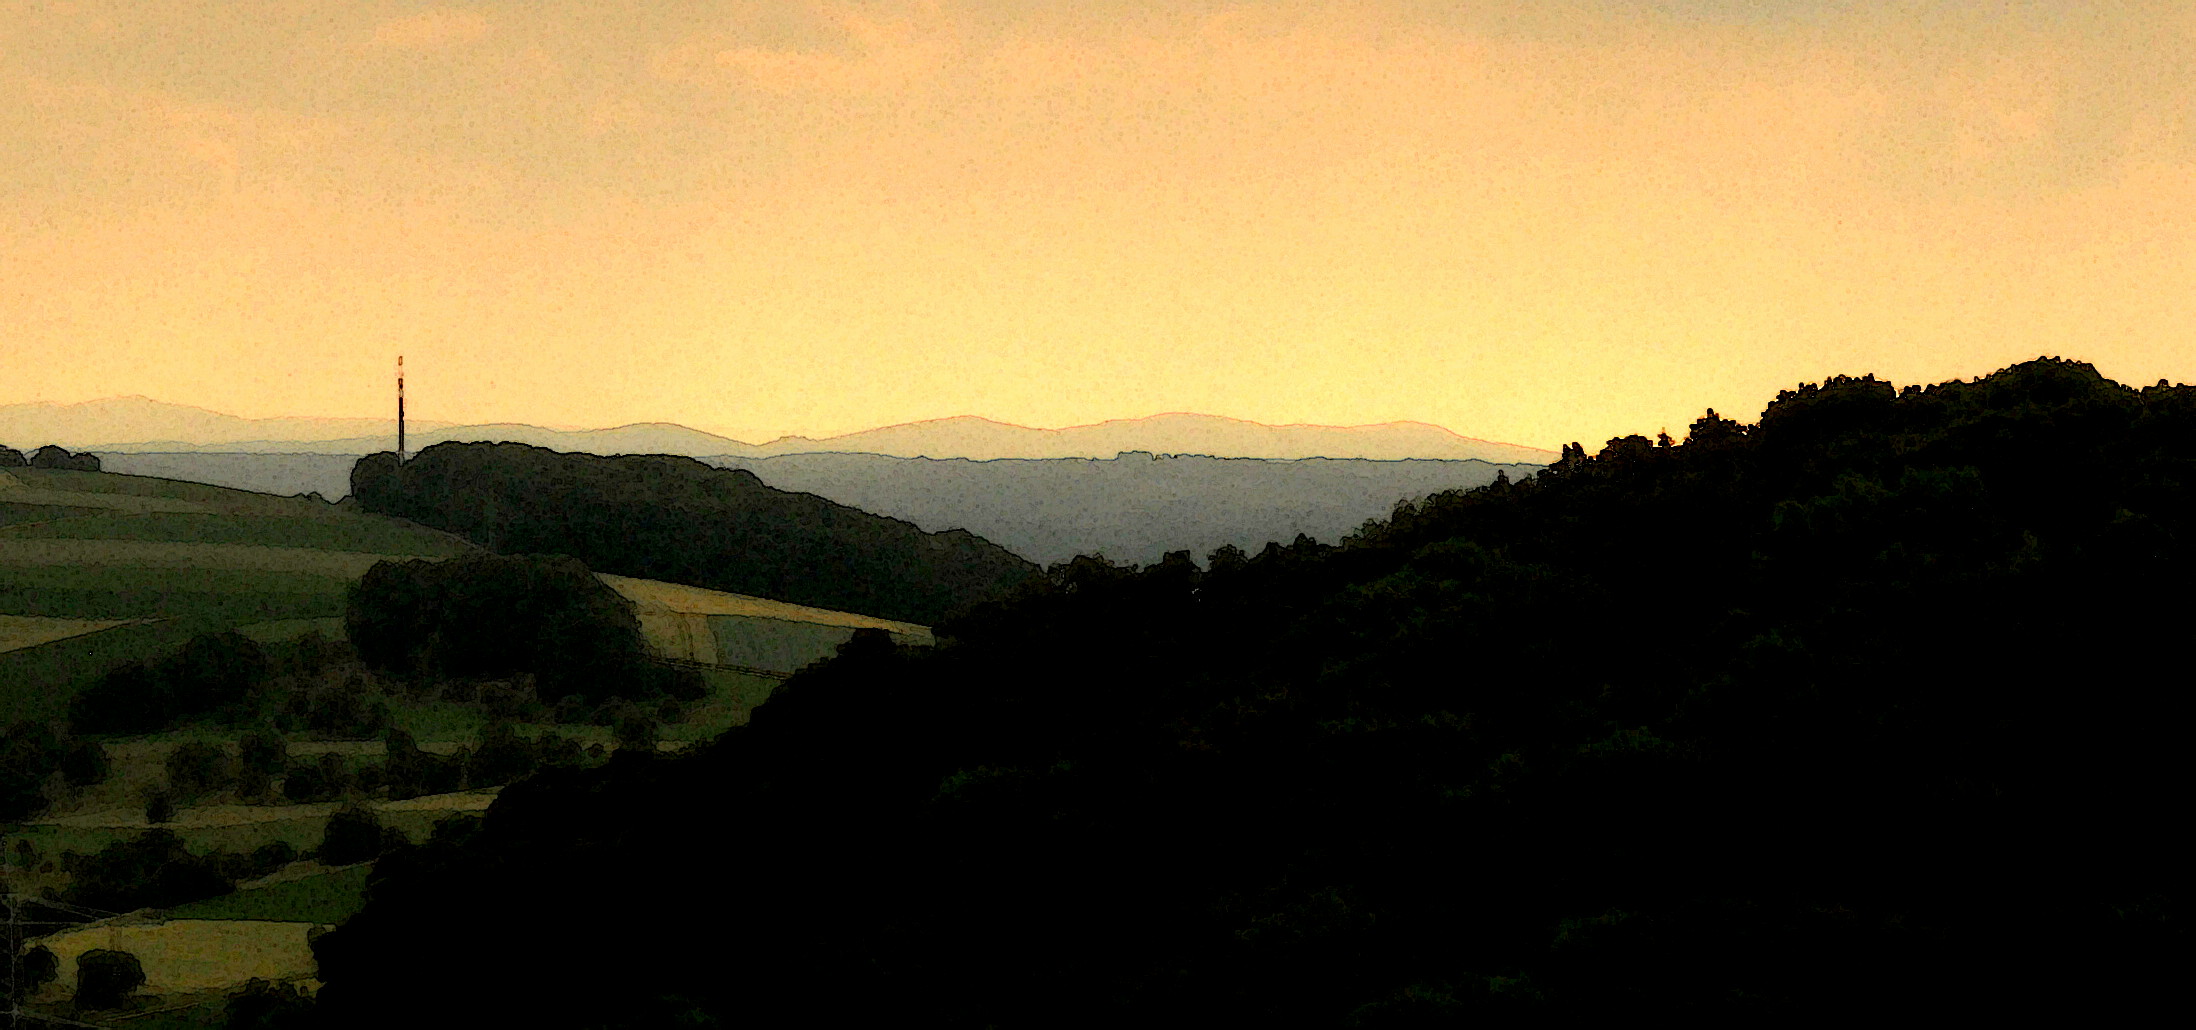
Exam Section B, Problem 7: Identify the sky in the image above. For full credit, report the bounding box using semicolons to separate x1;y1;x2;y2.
3;1;2191;450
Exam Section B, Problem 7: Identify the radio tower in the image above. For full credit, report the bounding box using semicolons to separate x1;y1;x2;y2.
396;355;407;464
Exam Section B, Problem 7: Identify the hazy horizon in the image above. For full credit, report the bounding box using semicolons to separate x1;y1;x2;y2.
1;393;1544;447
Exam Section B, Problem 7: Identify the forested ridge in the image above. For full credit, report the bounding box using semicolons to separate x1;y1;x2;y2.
311;359;2187;1025
350;443;1038;626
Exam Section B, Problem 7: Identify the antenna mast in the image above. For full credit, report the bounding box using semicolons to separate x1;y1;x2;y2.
397;355;406;464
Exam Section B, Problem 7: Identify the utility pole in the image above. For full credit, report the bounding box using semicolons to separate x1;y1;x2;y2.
397;355;407;465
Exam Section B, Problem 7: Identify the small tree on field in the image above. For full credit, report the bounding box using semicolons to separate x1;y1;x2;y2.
612;708;658;755
13;942;59;999
60;739;110;788
165;742;234;799
467;721;537;787
143;788;175;825
319;803;387;866
73;948;144;1010
225;977;316;1029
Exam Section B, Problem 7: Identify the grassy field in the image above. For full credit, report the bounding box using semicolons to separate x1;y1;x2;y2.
97;996;231;1028
165;863;373;924
33;918;320;995
0;500;106;527
3;467;329;515
0;613;139;654
231;616;347;644
0;511;473;555
0;469;483;723
0;620;210;723
604;572;932;635
9;790;499;863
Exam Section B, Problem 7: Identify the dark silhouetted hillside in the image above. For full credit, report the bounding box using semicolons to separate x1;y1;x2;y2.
312;359;2189;1026
350;443;1037;625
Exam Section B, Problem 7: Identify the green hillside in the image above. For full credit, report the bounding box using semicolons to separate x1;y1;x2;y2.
0;468;479;720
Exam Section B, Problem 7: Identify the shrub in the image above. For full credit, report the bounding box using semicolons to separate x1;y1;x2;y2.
280;762;331;804
15;943;58;997
466;722;537;788
224;977;316;1029
346;554;649;703
536;732;583;769
30;445;100;472
72;949;144;1010
306;682;389;739
0;721;63;822
59;740;109;788
143;788;175;826
165;742;234;799
319;804;388;866
612;708;658;755
64;830;232;913
236;763;273;802
239;731;287;774
250;842;299;878
69;632;271;735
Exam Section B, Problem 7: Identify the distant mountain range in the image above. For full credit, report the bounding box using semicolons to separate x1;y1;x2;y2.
0;396;460;448
4;397;1554;463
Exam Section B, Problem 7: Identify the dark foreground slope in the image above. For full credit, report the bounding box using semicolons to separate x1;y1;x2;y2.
351;443;1037;626
314;360;2188;1026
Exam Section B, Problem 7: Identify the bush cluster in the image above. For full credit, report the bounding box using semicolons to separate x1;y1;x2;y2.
346;554;674;703
0;444;99;471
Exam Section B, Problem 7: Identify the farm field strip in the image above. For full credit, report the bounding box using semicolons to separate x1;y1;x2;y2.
30;788;503;830
0;538;402;576
0;613;143;654
600;573;932;635
0;511;476;556
2;468;328;514
31;918;320;995
163;863;373;924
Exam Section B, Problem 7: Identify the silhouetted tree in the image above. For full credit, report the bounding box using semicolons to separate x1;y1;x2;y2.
224;977;316;1029
65;830;231;912
165;742;233;800
466;722;537;787
59;739;110;788
0;721;63;822
69;631;272;735
11;943;58;1001
611;707;658;756
346;554;651;703
72;949;144;1010
318;804;388;866
30;445;99;471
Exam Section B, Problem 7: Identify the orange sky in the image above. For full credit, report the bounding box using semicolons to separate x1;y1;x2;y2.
3;1;2191;451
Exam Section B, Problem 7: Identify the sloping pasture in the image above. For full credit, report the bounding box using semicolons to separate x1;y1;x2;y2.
0;614;139;654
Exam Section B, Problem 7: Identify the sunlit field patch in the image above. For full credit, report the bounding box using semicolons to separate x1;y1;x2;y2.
0;614;139;654
33;918;320;996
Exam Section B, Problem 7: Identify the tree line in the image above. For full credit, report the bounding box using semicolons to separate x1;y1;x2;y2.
349;442;1039;625
0;444;100;471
